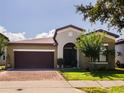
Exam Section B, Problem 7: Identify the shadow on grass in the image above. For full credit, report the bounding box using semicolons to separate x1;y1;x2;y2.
89;70;124;80
61;68;124;80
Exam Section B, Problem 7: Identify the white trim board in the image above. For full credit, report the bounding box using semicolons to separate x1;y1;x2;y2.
13;49;55;52
91;62;108;64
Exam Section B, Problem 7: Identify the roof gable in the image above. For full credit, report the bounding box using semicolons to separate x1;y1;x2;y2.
53;25;85;45
86;29;119;38
55;25;85;32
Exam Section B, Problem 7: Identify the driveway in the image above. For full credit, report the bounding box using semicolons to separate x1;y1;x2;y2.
0;70;85;93
0;70;64;81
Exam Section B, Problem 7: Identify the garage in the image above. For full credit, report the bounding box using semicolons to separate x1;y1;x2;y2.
14;51;54;69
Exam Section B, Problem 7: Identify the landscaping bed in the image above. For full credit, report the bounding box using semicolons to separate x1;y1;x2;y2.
60;68;124;80
78;86;124;93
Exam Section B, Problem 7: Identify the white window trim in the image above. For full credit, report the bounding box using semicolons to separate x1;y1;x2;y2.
91;62;108;64
77;49;80;68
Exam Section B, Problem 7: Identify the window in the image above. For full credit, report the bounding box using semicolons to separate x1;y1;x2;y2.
96;43;108;62
0;53;6;61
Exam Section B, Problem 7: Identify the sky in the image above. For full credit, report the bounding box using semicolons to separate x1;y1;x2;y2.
0;0;122;41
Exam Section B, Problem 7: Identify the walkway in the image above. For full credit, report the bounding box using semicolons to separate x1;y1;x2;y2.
69;80;124;88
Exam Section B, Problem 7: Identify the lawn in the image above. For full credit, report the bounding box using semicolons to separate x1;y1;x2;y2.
79;86;124;93
60;68;124;80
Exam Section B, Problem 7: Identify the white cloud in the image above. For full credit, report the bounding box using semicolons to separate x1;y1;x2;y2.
0;25;26;41
0;26;6;33
0;25;56;41
35;29;55;38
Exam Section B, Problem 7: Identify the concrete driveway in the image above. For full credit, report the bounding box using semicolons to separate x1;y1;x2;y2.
0;70;85;93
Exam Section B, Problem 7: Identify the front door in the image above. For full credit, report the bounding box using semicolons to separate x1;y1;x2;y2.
63;43;77;68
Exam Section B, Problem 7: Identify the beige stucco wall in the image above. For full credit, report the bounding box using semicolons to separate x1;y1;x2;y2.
7;44;57;68
79;52;90;69
55;27;84;60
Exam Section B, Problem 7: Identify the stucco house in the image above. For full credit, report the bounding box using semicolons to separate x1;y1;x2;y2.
115;39;124;67
7;25;119;69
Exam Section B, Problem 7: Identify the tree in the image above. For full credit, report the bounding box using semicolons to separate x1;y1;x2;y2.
76;32;104;62
76;0;124;32
0;34;9;62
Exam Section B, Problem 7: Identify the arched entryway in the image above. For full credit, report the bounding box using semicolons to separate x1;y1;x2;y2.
63;43;77;68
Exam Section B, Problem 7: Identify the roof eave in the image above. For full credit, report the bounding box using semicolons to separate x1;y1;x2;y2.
8;42;56;46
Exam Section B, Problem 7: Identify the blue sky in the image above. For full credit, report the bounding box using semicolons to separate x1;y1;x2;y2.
0;0;121;40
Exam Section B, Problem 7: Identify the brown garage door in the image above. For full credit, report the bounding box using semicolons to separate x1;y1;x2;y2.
14;51;54;69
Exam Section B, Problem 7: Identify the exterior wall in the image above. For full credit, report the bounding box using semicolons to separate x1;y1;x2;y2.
55;27;84;60
7;44;57;68
115;43;124;64
103;36;116;70
106;42;115;70
79;52;90;69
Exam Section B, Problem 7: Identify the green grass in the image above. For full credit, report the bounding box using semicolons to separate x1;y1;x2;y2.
79;87;107;93
79;86;124;93
60;68;124;80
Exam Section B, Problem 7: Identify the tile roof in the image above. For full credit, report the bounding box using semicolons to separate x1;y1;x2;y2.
116;39;124;45
9;37;55;45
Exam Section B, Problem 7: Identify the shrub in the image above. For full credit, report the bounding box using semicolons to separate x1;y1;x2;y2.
57;58;64;68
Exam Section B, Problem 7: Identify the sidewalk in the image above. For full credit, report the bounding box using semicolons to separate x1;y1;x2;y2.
0;81;85;93
68;80;124;88
0;81;71;88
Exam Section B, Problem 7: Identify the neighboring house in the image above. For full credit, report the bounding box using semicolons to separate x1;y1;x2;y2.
115;39;124;67
7;25;119;69
0;33;9;65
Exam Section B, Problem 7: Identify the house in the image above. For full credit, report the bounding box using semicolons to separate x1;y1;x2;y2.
0;33;9;66
115;39;124;67
7;25;119;69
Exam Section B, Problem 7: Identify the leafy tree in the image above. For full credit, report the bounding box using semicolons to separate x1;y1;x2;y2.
0;34;9;60
76;0;124;32
76;32;104;62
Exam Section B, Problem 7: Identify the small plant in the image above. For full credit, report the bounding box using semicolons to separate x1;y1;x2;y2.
57;58;64;68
